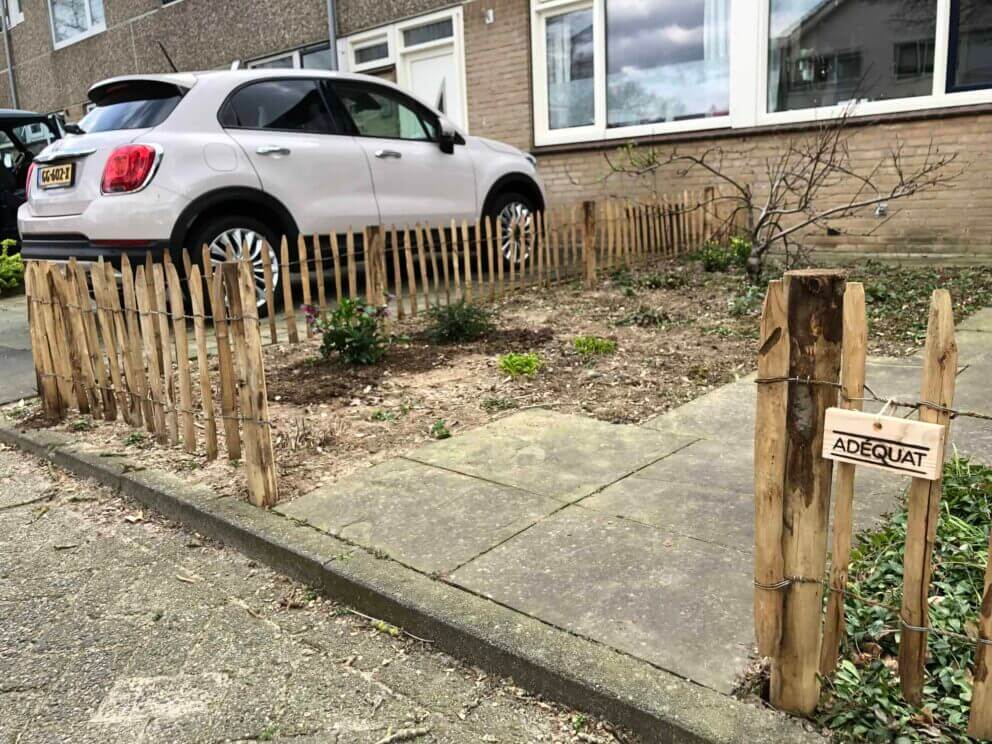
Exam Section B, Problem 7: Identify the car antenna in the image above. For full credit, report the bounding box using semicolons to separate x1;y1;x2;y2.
158;41;179;73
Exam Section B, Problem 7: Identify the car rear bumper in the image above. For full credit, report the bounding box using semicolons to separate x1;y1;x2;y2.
21;236;175;267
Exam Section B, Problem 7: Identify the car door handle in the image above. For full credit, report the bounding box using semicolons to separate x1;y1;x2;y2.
375;149;402;159
256;145;291;156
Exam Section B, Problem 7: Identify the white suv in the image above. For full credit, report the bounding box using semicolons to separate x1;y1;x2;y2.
19;70;546;303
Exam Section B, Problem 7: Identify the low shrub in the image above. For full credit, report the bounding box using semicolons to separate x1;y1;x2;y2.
498;352;543;377
309;299;389;365
430;419;451;439
425;299;495;343
695;236;751;273
573;336;617;356
0;240;24;296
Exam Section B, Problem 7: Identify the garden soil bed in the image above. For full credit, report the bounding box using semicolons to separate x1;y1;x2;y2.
6;259;992;506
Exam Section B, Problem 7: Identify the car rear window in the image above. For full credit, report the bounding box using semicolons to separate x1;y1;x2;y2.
79;81;185;133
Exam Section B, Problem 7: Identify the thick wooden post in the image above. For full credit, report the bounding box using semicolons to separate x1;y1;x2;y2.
582;200;597;289
754;279;789;658
819;283;867;677
899;289;957;706
771;269;845;715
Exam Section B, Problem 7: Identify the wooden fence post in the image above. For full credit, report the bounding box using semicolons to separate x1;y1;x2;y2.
223;261;278;507
819;283;867;677
899;289;957;706
754;279;789;658
582;200;597;289
770;269;845;715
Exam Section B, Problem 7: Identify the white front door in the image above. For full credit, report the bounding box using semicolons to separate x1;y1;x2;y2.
402;45;465;129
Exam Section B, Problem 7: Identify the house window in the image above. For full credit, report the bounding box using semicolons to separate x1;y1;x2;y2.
354;42;389;67
948;0;992;91
546;8;594;129
532;0;992;147
48;0;105;48
767;0;936;113
248;42;333;71
5;0;24;29
607;0;730;128
341;8;468;130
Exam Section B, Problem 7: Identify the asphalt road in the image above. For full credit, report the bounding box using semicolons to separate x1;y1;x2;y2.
0;444;633;744
0;292;34;406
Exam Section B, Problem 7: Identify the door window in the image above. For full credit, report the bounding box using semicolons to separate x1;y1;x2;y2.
332;82;438;141
219;80;336;133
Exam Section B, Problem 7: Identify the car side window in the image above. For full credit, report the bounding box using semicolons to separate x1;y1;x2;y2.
331;82;438;142
219;80;336;133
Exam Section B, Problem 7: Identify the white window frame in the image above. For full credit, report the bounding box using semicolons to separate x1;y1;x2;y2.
341;7;469;131
48;0;105;50
531;0;992;147
5;0;24;29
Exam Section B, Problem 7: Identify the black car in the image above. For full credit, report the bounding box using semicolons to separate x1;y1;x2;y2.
0;109;61;246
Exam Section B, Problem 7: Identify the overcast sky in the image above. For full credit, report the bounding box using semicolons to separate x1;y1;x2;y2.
607;0;709;72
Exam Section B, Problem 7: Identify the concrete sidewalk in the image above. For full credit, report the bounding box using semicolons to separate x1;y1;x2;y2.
0;292;34;405
279;309;992;697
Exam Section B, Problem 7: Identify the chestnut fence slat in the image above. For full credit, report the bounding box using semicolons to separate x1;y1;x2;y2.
25;257;278;507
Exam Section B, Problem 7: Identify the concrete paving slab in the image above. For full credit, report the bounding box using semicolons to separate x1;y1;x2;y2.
276;457;562;574
407;408;697;503
958;308;992;333
451;505;753;694
641;376;756;440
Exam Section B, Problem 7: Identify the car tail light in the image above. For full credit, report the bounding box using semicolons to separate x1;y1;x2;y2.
25;162;36;200
101;144;160;194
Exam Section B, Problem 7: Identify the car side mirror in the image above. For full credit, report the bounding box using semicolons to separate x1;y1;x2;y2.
438;120;457;155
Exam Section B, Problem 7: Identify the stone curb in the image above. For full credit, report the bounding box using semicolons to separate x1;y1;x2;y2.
0;423;823;744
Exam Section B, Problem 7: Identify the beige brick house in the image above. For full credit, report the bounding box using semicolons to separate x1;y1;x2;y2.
2;0;991;260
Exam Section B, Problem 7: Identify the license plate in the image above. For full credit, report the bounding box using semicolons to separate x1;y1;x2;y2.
39;163;75;189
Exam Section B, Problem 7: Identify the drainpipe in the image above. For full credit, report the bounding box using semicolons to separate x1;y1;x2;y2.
0;0;18;108
326;0;338;70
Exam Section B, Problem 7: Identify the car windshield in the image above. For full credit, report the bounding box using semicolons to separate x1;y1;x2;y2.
78;81;185;133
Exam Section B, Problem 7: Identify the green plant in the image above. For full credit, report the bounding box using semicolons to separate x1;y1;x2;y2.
481;396;518;413
695;237;751;273
370;409;397;423
571;713;589;732
69;418;93;432
0;240;24;296
309;299;389;365
430;419;451;439
617;305;669;327
728;285;764;317
817;457;992;742
123;432;147;446
425;299;496;343
573;336;617;356
498;352;544;377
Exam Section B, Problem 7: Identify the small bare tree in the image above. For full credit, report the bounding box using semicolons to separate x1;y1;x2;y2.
598;106;963;283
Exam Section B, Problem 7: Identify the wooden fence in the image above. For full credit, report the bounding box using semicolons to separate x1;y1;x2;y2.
261;189;721;343
753;271;992;737
24;255;278;508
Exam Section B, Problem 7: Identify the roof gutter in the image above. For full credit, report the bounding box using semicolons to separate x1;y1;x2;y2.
326;0;338;71
0;0;18;109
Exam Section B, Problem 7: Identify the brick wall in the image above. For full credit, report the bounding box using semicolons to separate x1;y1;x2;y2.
532;114;992;262
463;0;532;151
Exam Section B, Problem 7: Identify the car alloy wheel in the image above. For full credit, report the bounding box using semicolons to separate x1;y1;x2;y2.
207;227;279;308
497;201;535;264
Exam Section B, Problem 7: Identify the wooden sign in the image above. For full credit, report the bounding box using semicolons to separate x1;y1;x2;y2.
822;407;947;481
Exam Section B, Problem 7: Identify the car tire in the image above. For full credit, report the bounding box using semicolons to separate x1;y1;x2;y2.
485;191;538;267
187;214;281;316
